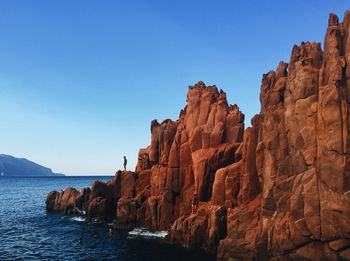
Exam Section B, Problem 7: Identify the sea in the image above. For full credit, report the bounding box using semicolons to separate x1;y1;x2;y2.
0;176;214;261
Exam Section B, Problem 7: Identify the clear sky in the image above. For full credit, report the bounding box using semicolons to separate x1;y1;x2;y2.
0;1;348;175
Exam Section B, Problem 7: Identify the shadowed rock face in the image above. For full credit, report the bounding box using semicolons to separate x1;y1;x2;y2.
46;11;350;260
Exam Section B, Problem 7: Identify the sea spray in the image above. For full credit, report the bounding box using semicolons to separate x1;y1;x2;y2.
128;228;168;239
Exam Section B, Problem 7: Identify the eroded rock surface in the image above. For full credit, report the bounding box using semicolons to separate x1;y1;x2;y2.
46;11;350;260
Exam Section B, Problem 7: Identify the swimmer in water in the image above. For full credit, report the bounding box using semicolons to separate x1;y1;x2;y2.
108;228;113;237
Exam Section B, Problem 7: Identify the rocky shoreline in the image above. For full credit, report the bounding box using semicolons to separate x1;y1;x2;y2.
46;11;350;260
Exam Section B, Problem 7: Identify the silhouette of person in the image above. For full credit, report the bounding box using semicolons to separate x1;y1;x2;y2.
123;156;127;172
192;193;199;214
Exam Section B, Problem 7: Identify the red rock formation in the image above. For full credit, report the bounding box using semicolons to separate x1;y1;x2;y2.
46;11;350;261
133;82;245;232
115;171;138;228
170;203;227;252
218;11;350;260
46;188;82;214
87;179;117;219
45;179;115;219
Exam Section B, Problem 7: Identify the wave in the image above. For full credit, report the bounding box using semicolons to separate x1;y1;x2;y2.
128;228;168;239
70;216;86;222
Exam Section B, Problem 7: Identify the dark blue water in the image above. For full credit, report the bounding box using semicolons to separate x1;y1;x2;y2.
0;177;214;261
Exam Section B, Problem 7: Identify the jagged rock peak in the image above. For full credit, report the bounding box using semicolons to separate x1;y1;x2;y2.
329;13;339;26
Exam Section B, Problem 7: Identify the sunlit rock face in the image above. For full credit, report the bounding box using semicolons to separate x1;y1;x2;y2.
218;11;350;260
133;81;245;232
46;11;350;260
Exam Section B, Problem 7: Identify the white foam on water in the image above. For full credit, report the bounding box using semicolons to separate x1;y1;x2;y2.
128;228;168;239
70;216;86;222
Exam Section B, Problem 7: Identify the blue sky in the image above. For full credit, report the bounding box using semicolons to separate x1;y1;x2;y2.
0;1;348;175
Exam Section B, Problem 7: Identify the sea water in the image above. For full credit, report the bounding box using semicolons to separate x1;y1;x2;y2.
0;176;214;260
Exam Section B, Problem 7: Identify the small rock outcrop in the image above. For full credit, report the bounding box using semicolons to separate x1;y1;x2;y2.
46;11;350;260
45;178;117;218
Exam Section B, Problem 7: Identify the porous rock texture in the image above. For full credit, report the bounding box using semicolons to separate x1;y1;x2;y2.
46;11;350;260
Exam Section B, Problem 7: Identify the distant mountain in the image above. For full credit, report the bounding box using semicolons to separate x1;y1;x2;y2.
0;154;64;177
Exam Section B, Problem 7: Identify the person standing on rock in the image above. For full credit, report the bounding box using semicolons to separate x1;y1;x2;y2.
192;193;198;214
123;156;127;172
